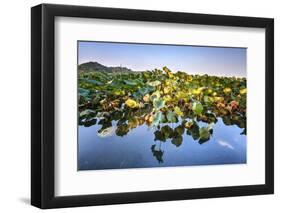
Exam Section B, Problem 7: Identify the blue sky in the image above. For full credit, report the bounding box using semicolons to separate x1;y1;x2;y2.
78;41;246;77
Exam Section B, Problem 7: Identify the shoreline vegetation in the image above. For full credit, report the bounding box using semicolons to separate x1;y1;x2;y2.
78;61;246;146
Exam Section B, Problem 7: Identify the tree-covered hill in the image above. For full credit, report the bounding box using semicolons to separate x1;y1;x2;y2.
78;61;134;73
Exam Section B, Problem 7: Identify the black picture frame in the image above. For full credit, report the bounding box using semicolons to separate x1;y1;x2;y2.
31;3;274;209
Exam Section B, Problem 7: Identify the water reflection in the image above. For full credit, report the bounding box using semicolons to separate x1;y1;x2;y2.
78;116;246;170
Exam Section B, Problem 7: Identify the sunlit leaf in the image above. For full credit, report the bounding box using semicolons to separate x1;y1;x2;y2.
203;96;212;103
223;87;232;94
125;99;139;108
175;91;188;101
174;106;184;117
240;88;247;95
163;87;171;94
163;66;174;79
148;80;161;87
143;94;150;102
150;91;161;101
192;102;203;115
163;95;172;103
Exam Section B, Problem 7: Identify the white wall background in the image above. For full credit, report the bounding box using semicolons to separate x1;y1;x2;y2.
0;0;279;212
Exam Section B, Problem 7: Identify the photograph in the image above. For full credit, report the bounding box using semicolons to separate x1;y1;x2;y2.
30;3;274;209
77;41;247;171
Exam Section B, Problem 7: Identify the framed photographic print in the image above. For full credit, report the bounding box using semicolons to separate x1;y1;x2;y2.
31;3;274;209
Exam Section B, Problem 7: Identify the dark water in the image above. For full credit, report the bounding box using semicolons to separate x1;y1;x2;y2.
78;118;246;170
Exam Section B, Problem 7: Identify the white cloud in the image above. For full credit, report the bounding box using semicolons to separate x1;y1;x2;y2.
218;140;234;150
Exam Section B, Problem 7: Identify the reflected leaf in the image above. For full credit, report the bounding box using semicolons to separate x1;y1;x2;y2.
128;117;139;129
82;118;97;127
161;125;174;138
97;126;116;138
116;124;130;137
240;128;246;135
154;130;166;142
199;127;210;142
198;124;213;144
171;136;183;147
186;122;200;140
174;125;185;136
151;144;164;163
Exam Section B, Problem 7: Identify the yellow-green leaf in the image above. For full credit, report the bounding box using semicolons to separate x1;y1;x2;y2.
125;99;139;108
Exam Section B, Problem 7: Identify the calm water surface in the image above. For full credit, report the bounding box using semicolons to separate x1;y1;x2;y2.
78;118;246;170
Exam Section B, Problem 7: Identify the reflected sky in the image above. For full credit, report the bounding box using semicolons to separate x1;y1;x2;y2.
78;41;247;77
78;118;246;171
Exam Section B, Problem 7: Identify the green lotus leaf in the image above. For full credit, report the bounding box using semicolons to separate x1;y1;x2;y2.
166;110;178;123
79;88;90;97
150;91;161;101
153;98;165;110
192;101;204;115
123;79;138;86
80;109;96;117
85;79;103;86
138;87;149;95
152;111;164;126
174;106;184;117
203;96;212;103
148;80;161;87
